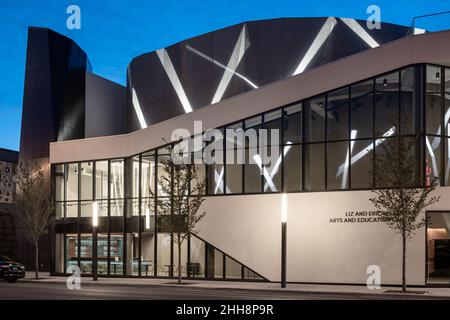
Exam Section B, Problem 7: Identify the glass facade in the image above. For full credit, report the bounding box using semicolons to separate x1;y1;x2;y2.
52;64;450;280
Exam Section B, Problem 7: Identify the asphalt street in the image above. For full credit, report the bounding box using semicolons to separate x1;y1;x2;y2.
0;280;442;300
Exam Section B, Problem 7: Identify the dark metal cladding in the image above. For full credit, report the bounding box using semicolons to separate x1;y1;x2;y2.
127;18;410;130
19;27;91;162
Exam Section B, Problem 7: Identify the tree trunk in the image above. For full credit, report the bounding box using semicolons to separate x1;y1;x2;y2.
35;242;39;279
177;239;182;284
402;234;406;292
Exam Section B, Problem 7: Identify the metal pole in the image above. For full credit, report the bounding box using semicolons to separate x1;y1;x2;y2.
93;226;98;281
281;221;287;288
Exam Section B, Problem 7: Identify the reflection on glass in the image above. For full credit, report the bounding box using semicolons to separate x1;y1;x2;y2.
225;256;241;279
142;152;155;197
350;139;373;188
327;88;349;141
426;65;442;135
283;104;302;144
283;144;302;192
109;234;124;275
66;163;78;201
426;136;441;186
95;161;108;200
157;233;171;277
327;141;349;189
245;147;261;193
400;67;415;135
351;80;373;139
304;143;325;191
110;159;124;199
190;236;205;278
80;162;93;200
375;72;399;134
55;164;65;202
306;96;325;142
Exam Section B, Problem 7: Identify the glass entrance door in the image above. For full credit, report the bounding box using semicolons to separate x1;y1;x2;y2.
427;212;450;285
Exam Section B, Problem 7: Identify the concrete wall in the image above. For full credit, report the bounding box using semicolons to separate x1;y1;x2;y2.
197;187;450;285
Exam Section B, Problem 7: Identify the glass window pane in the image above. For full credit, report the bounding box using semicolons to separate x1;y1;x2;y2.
142;152;156;197
109;234;124;275
306;96;325;142
375;72;399;135
351;80;373;139
283;144;302;192
426;65;442;135
80;162;93;200
173;240;188;277
190;236;205;278
327;88;349;141
245;147;261;193
263;146;282;192
225;256;241;279
66;163;78;201
445;138;450;186
214;249;224;279
225;123;243;194
207;164;225;195
95;161;108;200
157;154;171;197
283;103;302;144
110;159;124;199
65;234;78;273
350;139;373;188
80;201;92;218
426;136;441;186
264;109;282;146
66;202;78;218
304;143;325;191
157;233;172;277
400;67;416;135
111;199;124;217
55;164;65;202
327;141;349;189
132;156;140;198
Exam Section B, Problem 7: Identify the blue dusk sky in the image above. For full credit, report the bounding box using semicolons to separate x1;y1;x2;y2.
0;0;449;151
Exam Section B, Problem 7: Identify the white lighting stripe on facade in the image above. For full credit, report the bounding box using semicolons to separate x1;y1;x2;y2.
340;18;379;48
211;25;252;104
426;136;439;177
156;48;193;113
340;130;357;189
414;28;426;35
131;88;147;129
293;17;337;76
186;44;258;90
336;127;395;177
145;207;151;229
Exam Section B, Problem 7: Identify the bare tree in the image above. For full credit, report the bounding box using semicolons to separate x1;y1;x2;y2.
370;134;439;292
151;151;206;284
14;161;54;279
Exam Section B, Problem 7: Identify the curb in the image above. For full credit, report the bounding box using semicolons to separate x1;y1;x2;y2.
17;278;450;300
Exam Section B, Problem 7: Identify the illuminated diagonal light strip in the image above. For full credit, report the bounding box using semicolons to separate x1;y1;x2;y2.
293;17;337;76
251;142;292;192
262;143;293;191
186;44;258;91
426;136;439;177
132;88;147;129
336;127;396;177
214;167;230;194
156;48;193;113
340;130;358;189
340;18;379;48
211;25;250;104
253;155;276;191
414;28;426;35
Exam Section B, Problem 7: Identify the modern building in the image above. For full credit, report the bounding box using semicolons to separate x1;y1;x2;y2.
19;17;450;285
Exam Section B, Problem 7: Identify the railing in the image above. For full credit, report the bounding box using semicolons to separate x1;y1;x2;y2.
407;10;450;35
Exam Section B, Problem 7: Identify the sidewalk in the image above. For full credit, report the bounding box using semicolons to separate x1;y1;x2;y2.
20;272;450;299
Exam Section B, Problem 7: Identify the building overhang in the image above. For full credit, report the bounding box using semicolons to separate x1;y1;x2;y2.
50;29;450;164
